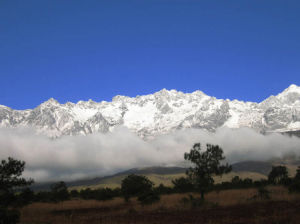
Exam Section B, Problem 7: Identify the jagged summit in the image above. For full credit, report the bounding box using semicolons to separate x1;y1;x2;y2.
277;84;300;99
284;84;300;92
0;85;299;138
41;98;60;106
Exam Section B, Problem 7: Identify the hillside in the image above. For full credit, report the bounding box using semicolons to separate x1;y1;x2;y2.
32;160;300;191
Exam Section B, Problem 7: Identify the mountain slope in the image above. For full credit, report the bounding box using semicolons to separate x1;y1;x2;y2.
0;85;300;138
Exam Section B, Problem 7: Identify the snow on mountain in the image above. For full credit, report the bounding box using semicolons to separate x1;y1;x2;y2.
0;85;299;138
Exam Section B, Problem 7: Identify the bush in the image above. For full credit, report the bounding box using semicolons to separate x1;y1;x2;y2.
94;188;115;201
257;187;270;200
78;187;120;201
70;189;79;198
250;187;270;200
154;184;173;195
79;188;93;200
138;190;160;205
50;181;69;202
121;174;154;202
172;177;194;193
288;180;300;193
289;166;300;192
34;191;53;202
180;194;205;208
268;166;288;185
16;188;35;206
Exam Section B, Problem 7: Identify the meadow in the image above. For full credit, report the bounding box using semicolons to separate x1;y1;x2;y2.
20;186;300;224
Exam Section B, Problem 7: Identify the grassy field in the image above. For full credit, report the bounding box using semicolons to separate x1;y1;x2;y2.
20;186;300;224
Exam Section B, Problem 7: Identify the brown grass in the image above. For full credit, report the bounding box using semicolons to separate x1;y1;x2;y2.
20;186;300;224
70;171;268;190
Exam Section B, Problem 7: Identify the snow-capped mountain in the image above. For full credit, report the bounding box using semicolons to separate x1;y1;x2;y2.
0;84;300;138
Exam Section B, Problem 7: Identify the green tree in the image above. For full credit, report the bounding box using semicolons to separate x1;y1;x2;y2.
289;166;300;192
268;165;288;185
17;188;35;206
0;157;33;224
50;181;69;202
231;176;241;186
294;166;300;181
70;189;79;198
154;184;172;195
121;174;154;202
172;177;194;193
184;143;231;200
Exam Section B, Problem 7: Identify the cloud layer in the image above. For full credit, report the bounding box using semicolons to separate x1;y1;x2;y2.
0;126;299;182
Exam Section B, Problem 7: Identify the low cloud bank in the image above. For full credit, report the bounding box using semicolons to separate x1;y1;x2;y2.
0;126;299;182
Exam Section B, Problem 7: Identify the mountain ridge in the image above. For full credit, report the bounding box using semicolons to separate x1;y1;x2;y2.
0;84;299;138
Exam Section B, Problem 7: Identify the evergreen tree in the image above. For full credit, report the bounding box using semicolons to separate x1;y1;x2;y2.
184;143;231;200
0;157;33;224
268;166;288;185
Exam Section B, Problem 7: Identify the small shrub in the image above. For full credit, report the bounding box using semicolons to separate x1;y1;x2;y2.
138;190;160;205
258;187;270;200
70;189;79;198
180;194;204;208
121;174;154;202
172;177;194;193
180;196;190;206
50;181;69;202
250;187;270;200
289;180;300;193
154;184;173;195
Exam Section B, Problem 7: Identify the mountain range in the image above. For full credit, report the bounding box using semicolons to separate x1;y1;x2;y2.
0;84;300;139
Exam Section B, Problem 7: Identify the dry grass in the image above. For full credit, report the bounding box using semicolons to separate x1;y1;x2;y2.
71;171;268;190
20;186;300;224
214;171;267;183
70;173;187;190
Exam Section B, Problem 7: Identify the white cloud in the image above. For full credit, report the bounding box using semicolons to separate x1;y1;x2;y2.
0;126;299;182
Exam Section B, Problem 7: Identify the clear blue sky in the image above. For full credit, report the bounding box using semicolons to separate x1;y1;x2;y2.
1;0;300;109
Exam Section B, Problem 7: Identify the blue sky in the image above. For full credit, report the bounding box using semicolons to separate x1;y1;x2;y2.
1;0;300;109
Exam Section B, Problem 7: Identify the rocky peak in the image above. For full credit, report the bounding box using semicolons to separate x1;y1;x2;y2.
0;85;299;138
41;98;60;107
